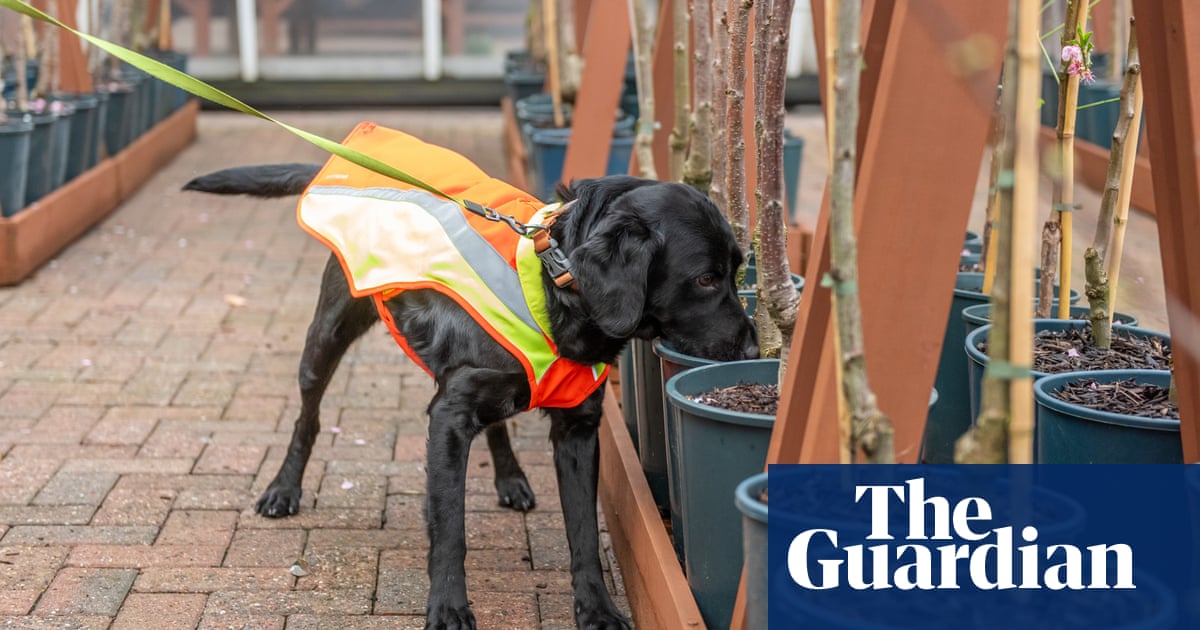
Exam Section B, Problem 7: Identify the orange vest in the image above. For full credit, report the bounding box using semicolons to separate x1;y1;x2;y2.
297;122;609;409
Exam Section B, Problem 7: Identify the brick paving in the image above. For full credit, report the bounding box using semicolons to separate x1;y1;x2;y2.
0;109;629;629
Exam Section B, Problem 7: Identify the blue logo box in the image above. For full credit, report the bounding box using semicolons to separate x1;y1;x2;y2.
766;465;1200;629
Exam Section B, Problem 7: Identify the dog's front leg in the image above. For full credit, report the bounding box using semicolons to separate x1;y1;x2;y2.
425;368;525;630
548;392;632;630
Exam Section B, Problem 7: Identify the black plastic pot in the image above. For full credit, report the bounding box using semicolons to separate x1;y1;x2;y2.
55;93;100;180
102;84;136;156
0;118;34;217
48;102;76;189
18;111;59;206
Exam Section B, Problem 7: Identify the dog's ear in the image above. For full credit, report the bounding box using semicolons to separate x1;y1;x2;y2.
570;211;662;338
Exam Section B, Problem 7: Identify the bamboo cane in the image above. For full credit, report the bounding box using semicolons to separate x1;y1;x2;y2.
542;0;564;128
1052;0;1089;319
158;0;171;50
981;98;1006;295
1009;0;1040;464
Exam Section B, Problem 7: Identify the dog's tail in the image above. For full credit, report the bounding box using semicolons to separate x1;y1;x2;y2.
182;163;321;198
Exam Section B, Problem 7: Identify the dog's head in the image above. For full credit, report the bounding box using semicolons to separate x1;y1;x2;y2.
557;176;758;362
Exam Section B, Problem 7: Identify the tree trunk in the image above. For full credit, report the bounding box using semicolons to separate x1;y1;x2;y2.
829;0;892;464
683;0;713;193
710;5;730;217
1084;20;1140;350
629;0;659;180
725;0;753;254
668;0;690;180
753;0;799;360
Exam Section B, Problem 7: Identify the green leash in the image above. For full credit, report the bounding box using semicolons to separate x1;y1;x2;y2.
0;0;474;210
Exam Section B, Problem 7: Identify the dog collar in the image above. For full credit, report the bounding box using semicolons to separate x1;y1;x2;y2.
531;201;578;290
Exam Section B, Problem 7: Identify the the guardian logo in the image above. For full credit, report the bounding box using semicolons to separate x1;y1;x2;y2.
787;478;1135;591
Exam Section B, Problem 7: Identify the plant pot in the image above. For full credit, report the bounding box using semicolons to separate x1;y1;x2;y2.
503;53;546;104
921;272;1079;463
734;472;768;630
17;111;59;206
963;230;983;254
48;102;76;190
1076;79;1123;149
959;251;981;271
966;320;1171;431
1041;69;1060;128
55;93;100;181
665;359;778;629
0;118;34;217
1034;369;1182;463
102;84;136;156
783;129;805;222
149;50;190;113
961;302;1138;337
630;338;669;512
653;339;719;565
617;344;639;452
529;129;634;202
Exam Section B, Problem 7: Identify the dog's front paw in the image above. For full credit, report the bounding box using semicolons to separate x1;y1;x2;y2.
255;483;301;518
495;474;536;512
575;604;632;630
425;601;476;630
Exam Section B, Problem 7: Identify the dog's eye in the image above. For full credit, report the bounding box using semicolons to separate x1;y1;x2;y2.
696;274;717;288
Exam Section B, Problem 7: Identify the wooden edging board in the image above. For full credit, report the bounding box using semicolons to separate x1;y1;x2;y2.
0;100;199;286
598;388;706;629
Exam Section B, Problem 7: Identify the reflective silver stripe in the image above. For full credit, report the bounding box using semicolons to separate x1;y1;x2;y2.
307;185;541;333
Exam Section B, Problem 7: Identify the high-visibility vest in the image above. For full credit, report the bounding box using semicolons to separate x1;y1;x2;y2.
297;122;609;410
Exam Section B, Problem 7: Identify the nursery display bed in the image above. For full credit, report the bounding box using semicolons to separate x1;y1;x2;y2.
0;100;198;285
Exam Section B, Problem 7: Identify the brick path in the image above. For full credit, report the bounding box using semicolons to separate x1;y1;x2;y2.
0;109;628;629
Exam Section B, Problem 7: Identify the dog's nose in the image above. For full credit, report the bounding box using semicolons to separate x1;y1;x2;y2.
740;322;759;360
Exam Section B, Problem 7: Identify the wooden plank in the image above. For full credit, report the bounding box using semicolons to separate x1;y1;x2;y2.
597;389;706;630
1130;0;1200;463
560;0;630;184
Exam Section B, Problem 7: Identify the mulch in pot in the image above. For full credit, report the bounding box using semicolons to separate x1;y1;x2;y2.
689;383;779;415
979;325;1170;374
1053;377;1179;420
1031;326;1170;373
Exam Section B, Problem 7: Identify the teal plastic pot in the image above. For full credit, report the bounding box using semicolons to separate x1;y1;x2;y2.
960;251;981;269
504;68;545;104
0;118;34;217
19;112;59;206
617;345;639;452
530;129;634;202
55;93;99;180
102;84;135;156
966;320;1171;427
653;339;718;564
735;472;768;630
630;338;669;512
961;302;1138;337
922;272;1078;463
1041;70;1060;127
1076;80;1123;149
666;359;778;629
783;129;805;221
963;230;983;254
48;102;75;189
1035;369;1182;463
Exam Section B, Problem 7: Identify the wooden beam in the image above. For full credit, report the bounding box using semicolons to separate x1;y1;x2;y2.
1130;0;1200;463
597;389;706;630
560;0;630;184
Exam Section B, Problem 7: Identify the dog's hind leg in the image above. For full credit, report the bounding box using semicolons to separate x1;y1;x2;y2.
256;256;377;517
484;423;536;511
548;392;632;630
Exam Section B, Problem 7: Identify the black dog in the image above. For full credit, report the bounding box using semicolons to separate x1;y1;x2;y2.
184;166;757;629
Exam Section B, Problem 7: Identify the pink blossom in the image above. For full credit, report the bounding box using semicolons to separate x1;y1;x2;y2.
1061;45;1083;64
1080;69;1096;84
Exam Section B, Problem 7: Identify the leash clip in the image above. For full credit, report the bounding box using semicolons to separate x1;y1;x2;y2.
536;238;576;289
